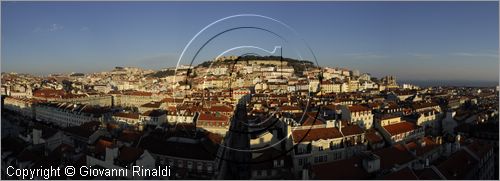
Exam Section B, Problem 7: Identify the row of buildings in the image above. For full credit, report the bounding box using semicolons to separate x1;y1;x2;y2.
2;56;498;179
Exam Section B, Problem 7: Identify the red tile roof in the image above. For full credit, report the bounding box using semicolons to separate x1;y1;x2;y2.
383;121;420;136
466;141;492;159
373;144;415;170
123;91;152;96
437;149;478;179
412;101;439;109
95;138;114;155
292;127;342;143
141;101;161;108
64;122;100;138
380;167;419;180
198;113;229;122
341;125;364;136
118;130;142;143
405;137;440;157
141;110;166;117
311;156;371;179
348;104;371;112
114;112;139;119
209;105;233;113
118;146;144;165
206;132;223;144
33;88;66;98
161;97;184;103
301;112;325;126
365;131;384;144
139;134;219;161
417;167;443;179
280;105;302;111
322;104;339;111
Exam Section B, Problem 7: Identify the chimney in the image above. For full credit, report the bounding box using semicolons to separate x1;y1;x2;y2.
105;147;118;163
417;138;426;147
435;136;443;145
326;120;335;128
33;128;42;145
454;135;461;151
338;121;342;133
302;169;310;180
361;152;380;173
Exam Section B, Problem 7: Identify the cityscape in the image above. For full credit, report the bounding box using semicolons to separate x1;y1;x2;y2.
1;1;499;180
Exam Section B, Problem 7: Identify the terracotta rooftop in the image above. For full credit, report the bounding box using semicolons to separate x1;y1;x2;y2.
465;141;493;159
373;144;416;170
292;127;342;143
417;167;443;179
348;104;371;112
123;91;153;96
141;110;166;117
141;101;161;108
412;101;439;109
280;105;302;112
301;112;325;126
117;146;144;166
365;130;384;144
114;112;140;119
405;137;440;157
209;105;233;113
311;156;371;179
161;97;184;103
94;137;114;155
118;130;142;143
383;121;420;136
436;149;478;179
139;135;219;161
198;112;229;122
322;104;339;111
64;122;100;139
380;167;419;180
341;125;364;136
33;88;66;98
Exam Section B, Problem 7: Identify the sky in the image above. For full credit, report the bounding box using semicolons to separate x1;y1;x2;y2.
1;1;499;85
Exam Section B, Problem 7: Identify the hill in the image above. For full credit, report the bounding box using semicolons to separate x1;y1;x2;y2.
197;55;316;73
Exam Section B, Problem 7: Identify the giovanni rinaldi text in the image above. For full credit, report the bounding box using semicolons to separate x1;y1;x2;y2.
6;165;172;179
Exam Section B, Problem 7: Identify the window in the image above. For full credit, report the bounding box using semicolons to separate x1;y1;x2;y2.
274;160;284;167
178;160;183;168
298;159;303;166
207;164;213;172
197;162;203;171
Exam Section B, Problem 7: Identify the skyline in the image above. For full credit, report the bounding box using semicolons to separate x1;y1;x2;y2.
1;1;499;85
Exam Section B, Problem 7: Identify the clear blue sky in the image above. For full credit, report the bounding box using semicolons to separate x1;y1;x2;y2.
2;1;498;84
